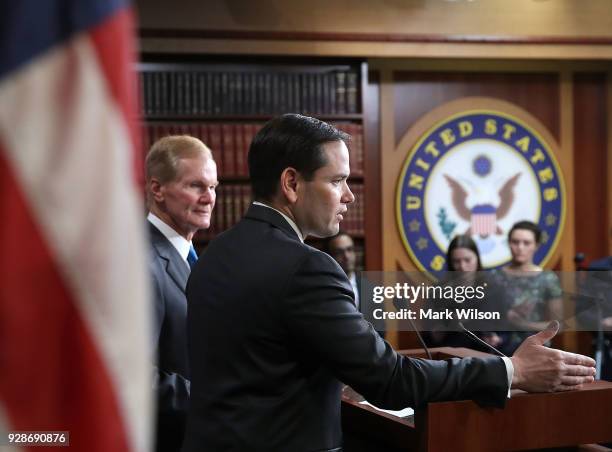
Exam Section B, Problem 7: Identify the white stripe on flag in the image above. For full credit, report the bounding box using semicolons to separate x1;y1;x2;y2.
0;34;151;452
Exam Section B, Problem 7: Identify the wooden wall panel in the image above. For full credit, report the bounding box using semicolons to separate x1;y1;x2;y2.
386;71;563;277
364;70;382;271
378;67;610;352
573;73;609;264
393;72;560;147
383;70;570;349
137;0;612;40
137;1;612;59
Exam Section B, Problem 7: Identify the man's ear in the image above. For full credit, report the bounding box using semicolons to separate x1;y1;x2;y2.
149;178;165;202
279;167;300;204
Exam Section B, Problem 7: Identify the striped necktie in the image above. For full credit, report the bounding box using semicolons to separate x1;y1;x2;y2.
187;245;198;270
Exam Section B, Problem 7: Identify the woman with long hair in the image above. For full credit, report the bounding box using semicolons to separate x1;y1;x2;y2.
424;234;504;351
491;220;563;354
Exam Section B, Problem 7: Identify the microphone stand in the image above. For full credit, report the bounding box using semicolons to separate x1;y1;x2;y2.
407;315;432;360
595;293;604;379
457;322;508;358
392;298;432;360
563;287;608;379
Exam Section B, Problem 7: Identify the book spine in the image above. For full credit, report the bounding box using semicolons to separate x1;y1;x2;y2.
234;123;245;177
212;72;221;114
221;123;236;177
227;72;236;115
315;72;323;114
335;71;346;114
208;123;223;176
346;71;358;114
235;73;243;115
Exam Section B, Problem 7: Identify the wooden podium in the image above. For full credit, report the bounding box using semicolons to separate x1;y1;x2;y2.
341;347;612;451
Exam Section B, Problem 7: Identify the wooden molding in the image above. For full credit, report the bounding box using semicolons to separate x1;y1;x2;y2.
608;72;612;254
559;71;575;273
139;28;612;46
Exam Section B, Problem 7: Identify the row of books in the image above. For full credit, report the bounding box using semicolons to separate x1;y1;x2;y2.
142;122;365;177
139;70;360;116
193;181;365;243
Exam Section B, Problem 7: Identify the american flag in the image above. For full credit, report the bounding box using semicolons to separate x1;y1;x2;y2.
0;1;151;451
470;204;497;236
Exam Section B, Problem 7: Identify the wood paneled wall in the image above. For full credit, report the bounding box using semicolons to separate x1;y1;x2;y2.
137;1;612;59
137;0;612;38
370;62;610;350
135;0;612;352
573;73;609;264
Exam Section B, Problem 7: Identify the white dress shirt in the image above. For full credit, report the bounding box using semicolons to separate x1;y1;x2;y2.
349;272;360;310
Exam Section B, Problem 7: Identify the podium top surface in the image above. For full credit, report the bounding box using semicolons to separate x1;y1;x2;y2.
341;347;612;451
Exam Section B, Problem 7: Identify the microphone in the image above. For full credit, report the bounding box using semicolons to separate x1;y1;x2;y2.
392;298;432;360
457;322;508;358
407;315;432;360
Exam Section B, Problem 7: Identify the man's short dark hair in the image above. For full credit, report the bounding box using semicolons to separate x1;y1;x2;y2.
508;220;542;244
248;114;350;201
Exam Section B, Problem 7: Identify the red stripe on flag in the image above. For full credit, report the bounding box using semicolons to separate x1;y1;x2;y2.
89;7;143;187
0;145;130;452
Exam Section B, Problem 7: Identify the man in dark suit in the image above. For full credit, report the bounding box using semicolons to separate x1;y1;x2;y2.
326;232;387;341
145;135;218;452
326;232;360;309
184;114;595;452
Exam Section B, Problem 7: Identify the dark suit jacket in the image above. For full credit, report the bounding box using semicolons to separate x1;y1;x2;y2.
149;221;191;452
353;271;386;339
183;205;508;452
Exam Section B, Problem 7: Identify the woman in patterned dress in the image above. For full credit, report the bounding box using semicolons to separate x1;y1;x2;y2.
491;220;563;355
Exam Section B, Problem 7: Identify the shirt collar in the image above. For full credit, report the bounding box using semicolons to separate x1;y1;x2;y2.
252;201;304;242
147;212;192;266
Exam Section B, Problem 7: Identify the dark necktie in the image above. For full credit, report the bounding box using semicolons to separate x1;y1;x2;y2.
187;245;198;270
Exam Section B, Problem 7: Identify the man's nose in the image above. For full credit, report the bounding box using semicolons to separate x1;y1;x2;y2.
200;189;214;203
343;183;355;204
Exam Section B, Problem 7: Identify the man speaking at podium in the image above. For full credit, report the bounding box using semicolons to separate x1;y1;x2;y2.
183;114;595;452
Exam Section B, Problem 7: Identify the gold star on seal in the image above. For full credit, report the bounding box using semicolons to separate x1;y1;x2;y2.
545;214;557;226
409;220;421;232
416;237;428;250
541;231;550;244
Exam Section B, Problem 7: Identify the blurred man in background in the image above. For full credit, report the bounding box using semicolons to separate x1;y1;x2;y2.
326;232;359;309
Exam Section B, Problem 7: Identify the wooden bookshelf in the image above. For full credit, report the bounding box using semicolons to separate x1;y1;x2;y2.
138;57;368;269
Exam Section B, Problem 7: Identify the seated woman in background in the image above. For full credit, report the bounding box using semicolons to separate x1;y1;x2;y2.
490;220;563;355
424;234;506;353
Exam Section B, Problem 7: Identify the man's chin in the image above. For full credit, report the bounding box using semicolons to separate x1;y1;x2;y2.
192;221;210;231
331;223;341;235
315;224;340;239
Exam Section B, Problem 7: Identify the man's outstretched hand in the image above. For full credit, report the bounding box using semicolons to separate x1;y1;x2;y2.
510;320;596;392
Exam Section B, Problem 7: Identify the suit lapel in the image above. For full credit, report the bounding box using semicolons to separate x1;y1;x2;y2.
148;221;190;292
163;250;189;292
